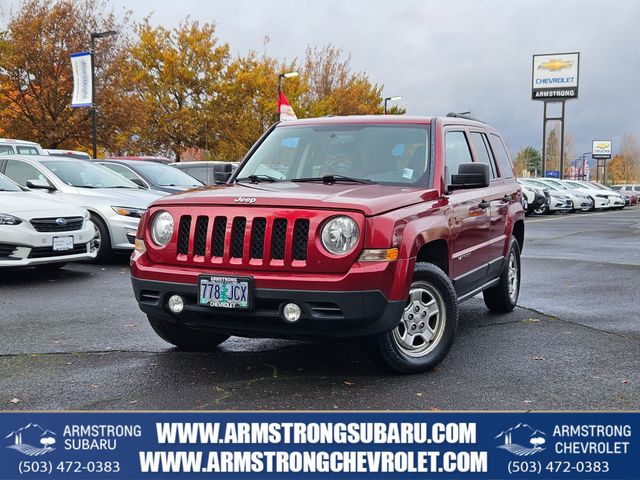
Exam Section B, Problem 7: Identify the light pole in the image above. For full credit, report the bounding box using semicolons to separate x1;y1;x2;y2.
277;71;298;119
384;96;402;114
580;152;590;180
90;30;117;159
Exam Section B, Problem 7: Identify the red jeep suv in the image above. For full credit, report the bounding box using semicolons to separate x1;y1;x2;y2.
131;115;525;373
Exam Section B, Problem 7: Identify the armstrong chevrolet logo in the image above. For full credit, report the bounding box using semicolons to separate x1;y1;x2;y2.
234;196;256;204
538;59;573;71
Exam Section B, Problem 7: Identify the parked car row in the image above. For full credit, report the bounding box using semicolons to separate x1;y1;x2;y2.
518;177;633;216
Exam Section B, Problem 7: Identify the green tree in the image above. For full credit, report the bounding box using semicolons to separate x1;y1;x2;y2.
514;146;542;177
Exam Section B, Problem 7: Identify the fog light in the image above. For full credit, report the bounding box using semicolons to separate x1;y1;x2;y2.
282;303;302;323
168;295;184;313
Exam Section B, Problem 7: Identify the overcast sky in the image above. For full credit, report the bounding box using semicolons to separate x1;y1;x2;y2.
3;0;639;157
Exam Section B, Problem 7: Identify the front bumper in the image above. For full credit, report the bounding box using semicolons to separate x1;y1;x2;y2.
107;214;140;250
131;276;405;338
0;222;97;267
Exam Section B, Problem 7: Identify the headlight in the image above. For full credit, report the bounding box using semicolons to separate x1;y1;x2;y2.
112;206;146;218
0;213;22;225
151;211;174;247
321;215;359;255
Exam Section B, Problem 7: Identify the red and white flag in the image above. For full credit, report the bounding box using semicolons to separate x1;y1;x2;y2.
278;91;297;121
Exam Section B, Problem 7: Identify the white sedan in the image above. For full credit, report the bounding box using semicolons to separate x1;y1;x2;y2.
0;173;97;268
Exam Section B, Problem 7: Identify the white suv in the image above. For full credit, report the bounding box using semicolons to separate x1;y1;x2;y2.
0;138;46;156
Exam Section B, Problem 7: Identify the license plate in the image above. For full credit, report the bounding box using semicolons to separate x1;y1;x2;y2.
198;276;251;309
53;236;74;251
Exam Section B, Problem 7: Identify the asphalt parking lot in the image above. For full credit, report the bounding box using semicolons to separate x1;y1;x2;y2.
1;208;638;411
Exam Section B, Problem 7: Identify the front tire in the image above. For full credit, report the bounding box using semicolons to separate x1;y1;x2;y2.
367;263;458;374
90;214;112;262
147;315;230;351
483;240;521;312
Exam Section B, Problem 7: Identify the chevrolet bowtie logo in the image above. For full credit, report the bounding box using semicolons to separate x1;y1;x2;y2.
595;143;609;149
538;59;573;72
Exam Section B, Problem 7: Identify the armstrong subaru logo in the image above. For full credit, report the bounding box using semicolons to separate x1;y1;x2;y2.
55;217;67;226
5;423;56;456
495;423;546;456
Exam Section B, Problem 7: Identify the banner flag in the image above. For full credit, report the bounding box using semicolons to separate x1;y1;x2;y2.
0;412;637;479
278;91;297;121
70;52;93;108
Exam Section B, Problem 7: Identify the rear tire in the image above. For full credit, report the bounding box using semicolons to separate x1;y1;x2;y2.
90;214;112;262
147;315;230;351
483;240;521;313
366;263;458;374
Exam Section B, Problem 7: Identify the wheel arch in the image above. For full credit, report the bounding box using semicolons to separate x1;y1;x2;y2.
512;219;524;253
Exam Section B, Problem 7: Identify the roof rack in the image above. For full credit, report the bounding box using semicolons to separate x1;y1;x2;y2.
446;112;485;123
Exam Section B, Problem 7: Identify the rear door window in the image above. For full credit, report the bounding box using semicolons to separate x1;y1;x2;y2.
470;132;498;179
488;134;515;179
0;145;14;155
16;146;40;155
444;131;473;184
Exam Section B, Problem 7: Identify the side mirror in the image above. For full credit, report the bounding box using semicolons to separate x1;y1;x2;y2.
130;178;147;188
448;163;490;191
26;179;56;191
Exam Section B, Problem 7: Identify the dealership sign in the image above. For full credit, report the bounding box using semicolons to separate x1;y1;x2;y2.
592;140;612;160
531;52;579;100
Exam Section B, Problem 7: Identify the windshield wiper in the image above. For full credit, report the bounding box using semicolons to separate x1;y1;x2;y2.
292;174;374;185
236;175;279;184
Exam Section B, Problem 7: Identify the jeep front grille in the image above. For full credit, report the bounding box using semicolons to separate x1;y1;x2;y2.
175;214;311;263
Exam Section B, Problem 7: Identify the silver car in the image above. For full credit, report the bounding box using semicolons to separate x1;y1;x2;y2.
0;155;164;261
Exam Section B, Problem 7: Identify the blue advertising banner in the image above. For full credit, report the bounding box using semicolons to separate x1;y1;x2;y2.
0;412;636;479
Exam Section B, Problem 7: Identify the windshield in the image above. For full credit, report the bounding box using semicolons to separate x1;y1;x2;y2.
523;179;552;190
543;179;569;190
135;163;202;187
0;173;22;191
237;124;430;185
588;181;609;190
41;160;139;188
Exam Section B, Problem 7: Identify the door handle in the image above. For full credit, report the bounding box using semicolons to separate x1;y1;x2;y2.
502;194;512;202
478;200;490;209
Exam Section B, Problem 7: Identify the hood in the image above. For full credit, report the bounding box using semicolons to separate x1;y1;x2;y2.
73;187;165;207
150;182;438;216
1;191;84;218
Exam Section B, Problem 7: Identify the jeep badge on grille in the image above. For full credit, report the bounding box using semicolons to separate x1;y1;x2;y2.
234;196;256;204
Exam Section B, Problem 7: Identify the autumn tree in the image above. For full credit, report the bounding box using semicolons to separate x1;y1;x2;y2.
607;133;640;184
127;18;230;160
0;0;126;152
299;45;390;117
